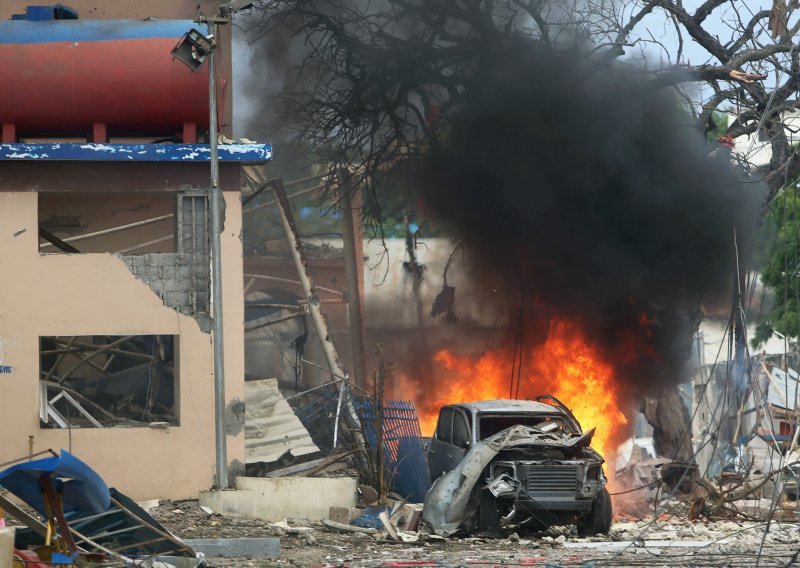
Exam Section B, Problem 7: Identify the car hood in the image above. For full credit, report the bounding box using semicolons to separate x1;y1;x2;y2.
484;425;596;450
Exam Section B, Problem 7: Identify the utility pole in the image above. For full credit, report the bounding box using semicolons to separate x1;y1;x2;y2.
338;169;368;389
207;21;228;490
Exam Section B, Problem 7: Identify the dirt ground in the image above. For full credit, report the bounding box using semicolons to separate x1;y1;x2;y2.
150;501;800;567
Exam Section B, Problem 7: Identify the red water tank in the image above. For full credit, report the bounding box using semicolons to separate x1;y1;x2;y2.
0;19;211;141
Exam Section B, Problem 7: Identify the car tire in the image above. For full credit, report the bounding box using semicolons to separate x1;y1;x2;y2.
577;487;612;537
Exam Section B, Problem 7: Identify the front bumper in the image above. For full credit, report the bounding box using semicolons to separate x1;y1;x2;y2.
515;495;594;512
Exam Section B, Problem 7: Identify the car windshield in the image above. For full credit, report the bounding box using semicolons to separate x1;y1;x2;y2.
478;413;577;439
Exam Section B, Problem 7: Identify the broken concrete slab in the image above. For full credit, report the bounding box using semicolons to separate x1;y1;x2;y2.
137;499;161;512
184;538;280;558
321;519;378;535
390;502;423;532
269;520;314;534
200;477;357;521
329;506;362;525
379;510;399;541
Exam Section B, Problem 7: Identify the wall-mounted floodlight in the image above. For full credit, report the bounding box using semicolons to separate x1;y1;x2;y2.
171;28;216;72
218;0;254;16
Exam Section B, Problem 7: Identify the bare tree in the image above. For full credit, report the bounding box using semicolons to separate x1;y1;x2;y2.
246;0;800;197
242;0;792;478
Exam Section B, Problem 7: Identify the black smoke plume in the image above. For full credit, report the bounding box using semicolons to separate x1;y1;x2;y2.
417;40;763;399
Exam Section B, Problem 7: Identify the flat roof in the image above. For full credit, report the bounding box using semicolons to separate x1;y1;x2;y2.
0;143;272;163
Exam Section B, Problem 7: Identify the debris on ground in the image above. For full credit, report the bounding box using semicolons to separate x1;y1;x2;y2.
0;450;201;566
143;498;800;567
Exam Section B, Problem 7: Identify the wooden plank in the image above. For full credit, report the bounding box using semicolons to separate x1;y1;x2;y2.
0;494;48;538
303;449;360;477
263;456;328;477
109;497;194;554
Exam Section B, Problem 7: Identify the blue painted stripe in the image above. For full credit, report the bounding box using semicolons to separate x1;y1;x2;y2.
0;143;272;163
0;20;209;44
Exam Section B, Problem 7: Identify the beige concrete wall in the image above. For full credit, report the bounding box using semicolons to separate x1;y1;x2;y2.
0;191;245;500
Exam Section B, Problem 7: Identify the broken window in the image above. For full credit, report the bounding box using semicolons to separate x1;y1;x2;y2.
38;192;211;321
435;407;454;441
452;410;471;449
38;193;178;254
40;335;178;428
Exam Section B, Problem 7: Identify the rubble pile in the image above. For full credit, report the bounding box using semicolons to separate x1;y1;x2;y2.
149;500;800;567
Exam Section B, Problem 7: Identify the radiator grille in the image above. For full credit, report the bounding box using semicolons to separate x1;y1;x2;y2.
526;465;579;495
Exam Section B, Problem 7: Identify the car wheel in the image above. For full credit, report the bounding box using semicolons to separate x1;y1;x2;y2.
577;487;612;537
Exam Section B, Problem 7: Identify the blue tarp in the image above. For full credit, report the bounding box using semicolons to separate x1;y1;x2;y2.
350;506;389;529
0;450;110;516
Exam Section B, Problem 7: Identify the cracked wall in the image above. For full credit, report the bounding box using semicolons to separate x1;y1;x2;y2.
0;190;245;500
121;193;211;326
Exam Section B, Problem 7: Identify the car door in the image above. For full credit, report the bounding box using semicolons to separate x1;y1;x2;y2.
428;407;454;481
428;406;473;481
449;407;472;468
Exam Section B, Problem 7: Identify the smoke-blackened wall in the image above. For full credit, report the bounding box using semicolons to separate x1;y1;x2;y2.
417;40;763;398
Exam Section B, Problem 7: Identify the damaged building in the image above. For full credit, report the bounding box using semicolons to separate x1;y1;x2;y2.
0;0;270;499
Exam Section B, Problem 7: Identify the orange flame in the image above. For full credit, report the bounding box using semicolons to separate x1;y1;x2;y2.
396;319;628;457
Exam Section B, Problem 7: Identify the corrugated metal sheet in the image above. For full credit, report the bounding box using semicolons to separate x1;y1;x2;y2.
768;367;799;411
245;378;320;465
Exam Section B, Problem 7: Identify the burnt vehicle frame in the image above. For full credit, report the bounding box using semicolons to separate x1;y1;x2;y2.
423;395;612;537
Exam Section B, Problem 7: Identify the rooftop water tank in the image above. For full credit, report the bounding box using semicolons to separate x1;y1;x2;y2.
0;6;211;141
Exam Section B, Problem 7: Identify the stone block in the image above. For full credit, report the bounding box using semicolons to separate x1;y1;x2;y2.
200;477;358;521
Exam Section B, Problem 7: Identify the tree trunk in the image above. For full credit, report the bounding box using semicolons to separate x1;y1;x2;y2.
643;385;697;493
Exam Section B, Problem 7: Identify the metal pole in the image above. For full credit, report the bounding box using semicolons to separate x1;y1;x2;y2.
273;178;345;379
208;23;228;489
338;169;368;389
271;178;368;458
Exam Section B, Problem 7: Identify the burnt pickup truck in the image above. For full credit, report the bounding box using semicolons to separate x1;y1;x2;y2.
422;397;611;537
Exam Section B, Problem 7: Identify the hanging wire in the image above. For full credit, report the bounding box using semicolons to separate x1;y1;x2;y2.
601;226;800;567
509;264;526;400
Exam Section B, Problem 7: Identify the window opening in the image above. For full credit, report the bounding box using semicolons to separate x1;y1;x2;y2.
40;335;178;428
38;193;177;254
452;410;471;448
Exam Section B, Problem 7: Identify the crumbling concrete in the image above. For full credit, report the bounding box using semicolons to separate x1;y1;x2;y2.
184;538;280;558
0;191;246;500
199;477;358;521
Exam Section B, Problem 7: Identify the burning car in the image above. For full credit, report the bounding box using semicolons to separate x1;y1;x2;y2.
422;396;611;537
